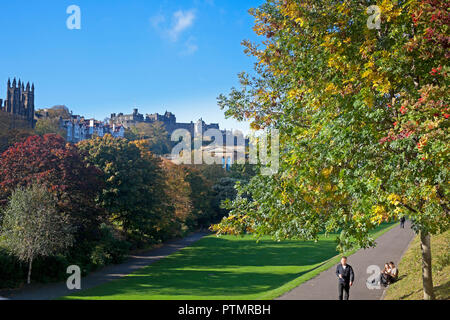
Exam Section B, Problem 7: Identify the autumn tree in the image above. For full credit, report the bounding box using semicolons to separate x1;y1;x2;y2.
34;118;67;138
213;0;448;300
0;111;33;153
125;122;172;155
159;159;193;238
78;135;165;244
1;184;74;284
183;166;216;229
0;134;102;236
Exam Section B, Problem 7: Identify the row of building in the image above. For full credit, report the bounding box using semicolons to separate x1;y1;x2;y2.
110;108;220;138
59;108;224;144
60;115;125;143
1;79;244;148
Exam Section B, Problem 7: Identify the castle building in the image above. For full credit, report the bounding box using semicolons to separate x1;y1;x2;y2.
0;78;36;128
110;108;220;138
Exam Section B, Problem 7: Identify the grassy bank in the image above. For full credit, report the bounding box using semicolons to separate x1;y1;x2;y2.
384;230;449;300
63;222;396;300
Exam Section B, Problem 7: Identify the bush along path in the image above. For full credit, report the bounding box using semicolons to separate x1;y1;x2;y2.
0;232;208;300
278;222;416;300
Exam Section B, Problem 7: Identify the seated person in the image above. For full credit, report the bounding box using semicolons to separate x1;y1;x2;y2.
380;263;391;286
388;262;399;283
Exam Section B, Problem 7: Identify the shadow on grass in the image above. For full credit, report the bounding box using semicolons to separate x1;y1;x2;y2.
435;280;450;300
65;223;396;299
70;267;325;298
66;237;338;299
159;237;339;268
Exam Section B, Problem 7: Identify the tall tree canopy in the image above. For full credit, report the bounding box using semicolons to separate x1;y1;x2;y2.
0;134;102;235
78;135;165;244
214;0;448;299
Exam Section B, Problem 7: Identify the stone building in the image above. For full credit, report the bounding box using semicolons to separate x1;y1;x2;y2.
110;108;220;138
60;115;124;143
0;78;36;128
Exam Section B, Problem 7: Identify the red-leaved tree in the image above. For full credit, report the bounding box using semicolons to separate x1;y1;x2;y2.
0;134;103;236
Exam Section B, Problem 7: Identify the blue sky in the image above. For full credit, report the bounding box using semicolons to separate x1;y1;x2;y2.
0;0;263;133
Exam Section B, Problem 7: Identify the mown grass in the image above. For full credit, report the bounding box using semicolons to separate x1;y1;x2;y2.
384;230;449;300
63;222;397;300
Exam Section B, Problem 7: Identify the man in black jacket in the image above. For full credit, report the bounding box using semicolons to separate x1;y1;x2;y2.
336;256;355;300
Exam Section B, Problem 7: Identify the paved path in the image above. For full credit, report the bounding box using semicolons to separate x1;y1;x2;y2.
0;232;208;300
279;222;416;300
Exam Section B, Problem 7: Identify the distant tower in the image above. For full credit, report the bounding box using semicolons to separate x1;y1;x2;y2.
1;78;36;128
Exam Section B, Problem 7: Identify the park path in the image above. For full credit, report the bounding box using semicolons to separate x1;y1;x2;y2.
278;222;416;300
0;232;208;300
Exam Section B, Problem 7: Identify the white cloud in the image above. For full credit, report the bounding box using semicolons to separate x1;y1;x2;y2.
168;10;196;41
150;9;198;55
151;9;196;42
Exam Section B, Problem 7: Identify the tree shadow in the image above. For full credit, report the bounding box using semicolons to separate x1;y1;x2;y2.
72;267;323;298
435;280;450;300
66;237;339;299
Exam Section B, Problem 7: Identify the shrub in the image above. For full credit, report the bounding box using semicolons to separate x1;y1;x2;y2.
90;224;131;268
0;248;25;288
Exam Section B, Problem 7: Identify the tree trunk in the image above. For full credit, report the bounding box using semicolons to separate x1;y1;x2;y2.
27;258;33;285
420;231;435;300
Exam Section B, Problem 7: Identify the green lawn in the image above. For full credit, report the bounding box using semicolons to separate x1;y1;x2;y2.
63;223;396;300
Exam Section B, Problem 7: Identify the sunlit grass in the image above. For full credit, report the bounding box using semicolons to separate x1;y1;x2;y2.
63;223;396;300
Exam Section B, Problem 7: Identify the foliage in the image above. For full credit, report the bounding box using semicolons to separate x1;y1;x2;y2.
125;122;172;155
34;117;67;138
0;184;74;284
213;0;448;299
183;166;215;229
0;247;26;288
0;134;102;235
78;135;165;244
89;224;131;267
36;105;71;119
158;159;193;238
212;177;240;218
0;111;33;153
214;0;449;247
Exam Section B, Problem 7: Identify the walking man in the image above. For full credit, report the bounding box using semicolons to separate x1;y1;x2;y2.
400;217;406;229
336;256;355;300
